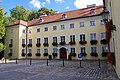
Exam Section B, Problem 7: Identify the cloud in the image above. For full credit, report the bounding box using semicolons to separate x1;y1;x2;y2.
65;6;70;9
29;0;41;9
42;2;46;7
74;0;103;9
55;0;64;3
46;0;50;4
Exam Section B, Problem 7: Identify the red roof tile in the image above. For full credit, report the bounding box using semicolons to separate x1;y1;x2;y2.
6;5;103;27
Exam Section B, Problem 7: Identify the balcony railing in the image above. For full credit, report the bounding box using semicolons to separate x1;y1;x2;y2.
52;53;58;57
22;44;26;47
100;39;107;44
70;53;76;57
27;53;32;57
28;44;32;47
69;41;76;45
43;53;48;56
79;40;87;45
59;41;66;45
35;53;41;56
90;52;98;57
43;43;49;47
22;53;26;56
52;42;58;46
36;43;41;47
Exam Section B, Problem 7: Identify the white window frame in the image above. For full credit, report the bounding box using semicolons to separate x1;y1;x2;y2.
80;22;85;27
70;48;76;53
91;46;97;53
22;49;25;53
28;49;32;53
44;48;48;53
70;35;75;42
37;38;40;43
37;49;40;53
100;20;104;25
22;39;25;44
29;39;32;44
101;32;106;40
90;20;95;26
53;26;57;31
90;33;97;40
44;27;48;32
9;49;13;53
53;48;57;53
9;39;13;44
60;25;65;30
80;47;86;53
70;23;74;29
80;34;86;41
37;28;40;32
60;36;65;42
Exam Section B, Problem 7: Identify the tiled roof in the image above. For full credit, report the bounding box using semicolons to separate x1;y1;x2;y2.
6;5;103;27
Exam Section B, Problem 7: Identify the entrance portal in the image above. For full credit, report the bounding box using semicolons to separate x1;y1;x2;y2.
60;47;67;59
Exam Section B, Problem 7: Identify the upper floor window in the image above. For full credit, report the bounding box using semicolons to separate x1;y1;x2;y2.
53;37;57;43
44;27;48;31
22;39;25;44
61;25;65;30
37;38;40;43
100;20;104;25
29;39;32;44
37;49;40;53
29;30;31;34
9;39;13;44
28;49;32;53
70;23;74;29
90;33;96;40
23;30;25;33
81;47;86;53
80;22;85;27
102;46;107;53
90;21;95;26
53;48;57;53
91;47;97;53
101;32;106;40
22;49;25;53
10;29;13;33
90;9;94;14
9;49;13;53
70;48;75;53
60;36;65;42
44;48;48;53
80;34;85;41
53;26;57;31
70;35;75;42
44;38;48;43
37;28;40;32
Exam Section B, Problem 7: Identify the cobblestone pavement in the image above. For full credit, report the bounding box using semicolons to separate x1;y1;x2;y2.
0;60;119;80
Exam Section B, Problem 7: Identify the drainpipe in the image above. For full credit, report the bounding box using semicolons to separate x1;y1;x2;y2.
26;26;28;59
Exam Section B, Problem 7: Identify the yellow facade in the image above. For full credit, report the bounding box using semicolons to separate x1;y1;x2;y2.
4;6;108;60
106;0;120;78
4;16;107;60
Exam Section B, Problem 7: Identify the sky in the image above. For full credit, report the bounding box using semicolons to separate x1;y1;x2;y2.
0;0;103;15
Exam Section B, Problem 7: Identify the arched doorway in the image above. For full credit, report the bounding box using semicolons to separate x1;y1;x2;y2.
60;47;67;59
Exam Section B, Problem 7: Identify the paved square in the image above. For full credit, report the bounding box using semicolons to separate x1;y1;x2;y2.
0;60;119;80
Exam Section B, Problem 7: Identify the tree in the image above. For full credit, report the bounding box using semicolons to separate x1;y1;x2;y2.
28;10;38;21
10;5;30;21
38;7;56;16
0;6;5;52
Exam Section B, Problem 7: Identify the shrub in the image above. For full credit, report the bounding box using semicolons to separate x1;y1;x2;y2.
90;52;98;57
22;53;26;56
79;41;87;45
90;40;98;45
35;53;41;56
43;53;48;56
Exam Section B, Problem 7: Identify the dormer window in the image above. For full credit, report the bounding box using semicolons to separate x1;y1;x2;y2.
40;18;44;22
62;14;67;19
90;9;94;14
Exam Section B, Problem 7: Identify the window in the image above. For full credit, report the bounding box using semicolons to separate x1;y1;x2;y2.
91;47;97;53
80;22;85;27
70;48;75;53
60;36;65;42
9;49;13;53
22;39;25;44
90;33;96;40
37;28;40;32
101;32;106;40
90;9;94;14
62;14;67;18
102;46;107;53
23;30;25;33
70;23;74;29
80;34;85;41
44;49;48;53
90;21;95;26
37;49;40;53
81;47;86;53
61;25;65;30
100;20;104;25
37;38;40;43
22;49;25;53
9;39;13;44
10;29;13;33
28;49;32;53
44;38;48;43
53;37;57;43
44;27;48;31
29;39;32;44
53;26;57;30
70;35;75;42
53;48;57;53
29;30;31;33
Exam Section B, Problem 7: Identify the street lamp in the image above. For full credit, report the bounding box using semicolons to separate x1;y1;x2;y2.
102;7;109;23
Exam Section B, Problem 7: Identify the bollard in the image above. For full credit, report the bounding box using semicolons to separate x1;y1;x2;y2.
16;58;17;64
47;59;48;66
30;58;32;65
5;58;6;64
80;60;82;68
63;59;64;67
98;58;101;68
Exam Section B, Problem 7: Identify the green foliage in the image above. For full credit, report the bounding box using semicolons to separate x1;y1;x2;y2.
10;5;30;21
38;7;56;16
28;10;38;21
0;6;6;52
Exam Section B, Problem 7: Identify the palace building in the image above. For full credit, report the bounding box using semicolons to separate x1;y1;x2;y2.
4;5;108;60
